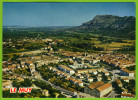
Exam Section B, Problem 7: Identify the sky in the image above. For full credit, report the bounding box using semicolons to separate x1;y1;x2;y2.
3;2;135;26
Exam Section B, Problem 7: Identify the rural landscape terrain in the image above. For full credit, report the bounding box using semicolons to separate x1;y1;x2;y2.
2;15;135;98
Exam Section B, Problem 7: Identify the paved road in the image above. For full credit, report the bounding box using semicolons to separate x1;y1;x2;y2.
109;70;118;83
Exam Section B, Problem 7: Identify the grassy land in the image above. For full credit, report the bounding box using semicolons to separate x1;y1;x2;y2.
3;28;135;55
53;35;134;52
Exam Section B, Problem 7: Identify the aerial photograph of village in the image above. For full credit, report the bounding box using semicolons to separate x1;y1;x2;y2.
2;2;135;98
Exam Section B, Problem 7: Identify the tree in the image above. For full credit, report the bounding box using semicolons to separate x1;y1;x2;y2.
11;54;20;61
21;78;32;87
34;62;38;68
12;80;22;89
58;94;66;98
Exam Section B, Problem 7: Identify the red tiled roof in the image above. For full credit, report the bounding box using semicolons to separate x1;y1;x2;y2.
121;93;135;97
96;83;112;92
121;69;133;73
59;65;74;71
88;81;105;89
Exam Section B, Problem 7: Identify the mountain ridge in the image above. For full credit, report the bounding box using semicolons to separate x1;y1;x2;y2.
75;15;135;39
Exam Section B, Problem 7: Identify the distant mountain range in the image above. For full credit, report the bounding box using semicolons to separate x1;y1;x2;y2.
75;15;135;39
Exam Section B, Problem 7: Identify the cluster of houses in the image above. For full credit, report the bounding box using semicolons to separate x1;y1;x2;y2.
67;77;84;87
48;64;113;87
46;62;135;98
2;74;24;90
48;65;84;87
3;60;42;80
115;78;135;98
76;68;104;74
58;65;75;75
48;66;84;87
2;43;136;98
26;62;42;79
2;79;13;91
100;53;135;69
48;66;70;78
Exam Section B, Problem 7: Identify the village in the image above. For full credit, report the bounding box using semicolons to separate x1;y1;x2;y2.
2;38;135;98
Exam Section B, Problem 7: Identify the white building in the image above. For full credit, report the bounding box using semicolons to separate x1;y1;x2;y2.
42;89;49;96
123;78;129;83
68;77;84;86
93;71;98;75
91;59;100;64
58;65;75;74
97;77;102;81
87;78;94;82
120;69;134;77
104;72;110;76
76;81;84;86
77;75;84;79
73;61;84;68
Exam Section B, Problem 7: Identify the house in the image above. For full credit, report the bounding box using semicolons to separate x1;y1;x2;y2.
123;78;129;83
68;77;84;86
87;78;94;82
77;75;84;79
107;77;111;81
8;65;16;70
97;77;102;81
104;72;110;76
58;65;75;74
91;59;100;64
21;64;25;68
93;71;98;75
121;92;135;98
84;81;112;98
76;81;84;86
68;77;76;84
56;71;61;75
8;75;17;80
32;72;41;79
16;64;20;69
17;77;24;82
98;74;102;77
2;80;12;90
48;66;52;70
32;56;41;60
120;69;134;77
21;61;26;65
77;68;104;74
75;73;81;76
25;62;34;67
2;68;9;72
85;73;90;77
63;74;70;78
42;89;49;96
30;65;36;73
73;61;84;68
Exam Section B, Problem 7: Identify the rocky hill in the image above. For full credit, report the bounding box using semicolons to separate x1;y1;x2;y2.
75;15;135;39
